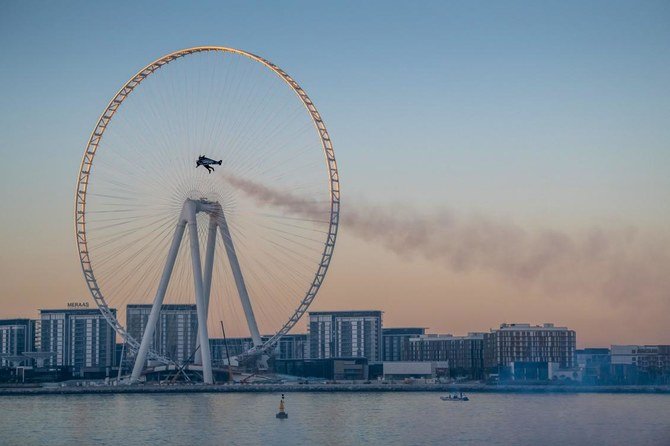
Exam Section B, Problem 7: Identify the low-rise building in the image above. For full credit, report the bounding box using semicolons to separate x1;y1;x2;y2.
610;345;670;384
508;361;582;382
274;357;368;380
382;361;449;380
407;333;485;379
576;348;611;384
382;327;425;362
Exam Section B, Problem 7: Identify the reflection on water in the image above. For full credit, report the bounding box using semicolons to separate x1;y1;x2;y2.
1;392;669;445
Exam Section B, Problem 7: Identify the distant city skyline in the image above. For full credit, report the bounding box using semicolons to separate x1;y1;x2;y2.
2;300;664;352
4;306;668;387
1;1;670;347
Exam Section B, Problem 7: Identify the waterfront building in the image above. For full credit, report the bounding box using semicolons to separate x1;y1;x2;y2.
209;336;270;365
382;361;449;380
610;345;670;384
126;304;198;365
210;337;250;365
407;333;485;379
483;323;576;375
276;333;309;360
506;361;581;381
382;327;425;362
212;333;306;370
0;319;35;367
274;357;368;380
39;308;117;376
576;348;611;384
309;311;383;362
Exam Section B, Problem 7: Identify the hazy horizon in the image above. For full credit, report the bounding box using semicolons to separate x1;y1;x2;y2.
1;1;669;347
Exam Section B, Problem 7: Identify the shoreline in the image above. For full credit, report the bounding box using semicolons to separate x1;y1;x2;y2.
1;383;669;396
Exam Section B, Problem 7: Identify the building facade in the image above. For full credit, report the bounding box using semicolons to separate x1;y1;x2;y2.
211;333;307;370
276;333;309;360
209;336;271;365
381;361;450;380
274;357;368;380
407;333;485;379
39;308;117;376
382;327;425;362
0;319;35;366
126;304;198;365
484;323;576;373
610;345;670;384
576;348;611;384
309;311;383;362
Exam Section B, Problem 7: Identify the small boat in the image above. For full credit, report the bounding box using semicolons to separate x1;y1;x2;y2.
440;392;469;401
276;394;288;419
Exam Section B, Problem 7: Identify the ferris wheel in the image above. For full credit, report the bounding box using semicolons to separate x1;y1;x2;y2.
74;47;340;383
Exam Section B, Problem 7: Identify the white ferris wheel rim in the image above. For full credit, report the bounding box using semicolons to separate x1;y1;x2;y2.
74;46;340;363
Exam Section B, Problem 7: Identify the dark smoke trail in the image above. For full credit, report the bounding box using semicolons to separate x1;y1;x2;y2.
225;174;670;308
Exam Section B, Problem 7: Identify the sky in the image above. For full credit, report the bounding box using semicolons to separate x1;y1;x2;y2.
1;0;669;346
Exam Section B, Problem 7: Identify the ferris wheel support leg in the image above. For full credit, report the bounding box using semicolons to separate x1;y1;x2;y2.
195;216;218;366
130;219;187;383
187;202;214;384
218;211;262;347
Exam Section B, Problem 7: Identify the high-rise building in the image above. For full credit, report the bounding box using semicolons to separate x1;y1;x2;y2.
309;311;382;362
39;308;117;376
126;304;198;364
407;333;485;378
0;319;35;366
484;323;576;372
382;327;426;362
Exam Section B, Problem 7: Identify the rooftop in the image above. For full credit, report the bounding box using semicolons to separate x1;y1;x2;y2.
409;333;486;341
309;310;382;317
496;323;570;331
39;308;116;315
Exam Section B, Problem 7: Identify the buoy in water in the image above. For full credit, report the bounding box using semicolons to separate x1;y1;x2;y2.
276;394;288;419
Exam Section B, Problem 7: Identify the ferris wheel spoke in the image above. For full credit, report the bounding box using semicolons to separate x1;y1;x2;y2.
92;229;175;280
242;120;314;173
225;219;313;305
94;144;177;195
94;214;176;269
88;212;176;252
225;98;302;174
252;142;319;179
258;223;330;245
231;108;309;176
223;79;275;163
254;217;329;235
245;211;331;225
92;218;177;276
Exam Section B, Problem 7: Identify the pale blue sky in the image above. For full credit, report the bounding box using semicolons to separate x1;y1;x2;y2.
1;1;669;343
2;1;669;226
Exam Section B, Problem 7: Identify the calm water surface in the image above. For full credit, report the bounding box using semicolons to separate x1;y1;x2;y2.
1;392;669;445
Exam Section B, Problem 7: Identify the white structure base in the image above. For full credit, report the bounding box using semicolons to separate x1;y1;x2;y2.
130;199;261;384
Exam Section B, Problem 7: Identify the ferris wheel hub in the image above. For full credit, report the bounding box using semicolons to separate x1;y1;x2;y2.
181;198;222;218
